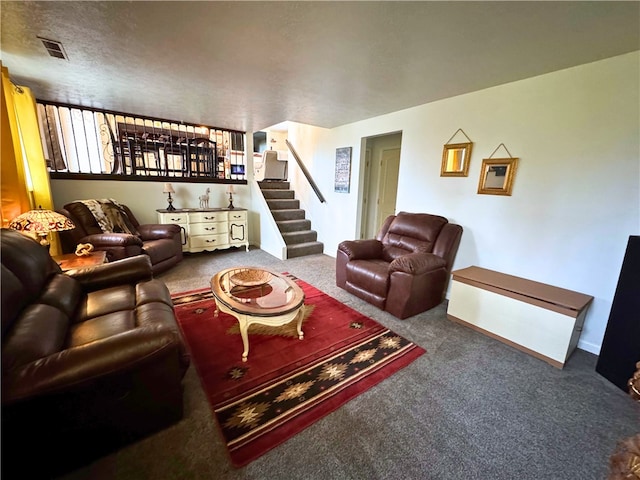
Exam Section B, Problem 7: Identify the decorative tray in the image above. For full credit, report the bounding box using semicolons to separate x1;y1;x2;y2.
230;269;272;287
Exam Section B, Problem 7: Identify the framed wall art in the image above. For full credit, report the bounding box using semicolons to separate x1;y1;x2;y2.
334;147;352;193
441;129;473;177
477;157;519;195
441;142;473;177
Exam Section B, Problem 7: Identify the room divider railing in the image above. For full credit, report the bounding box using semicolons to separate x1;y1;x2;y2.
37;100;246;184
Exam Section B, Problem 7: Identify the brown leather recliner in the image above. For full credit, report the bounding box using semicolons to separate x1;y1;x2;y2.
1;228;190;476
58;200;183;274
336;212;463;319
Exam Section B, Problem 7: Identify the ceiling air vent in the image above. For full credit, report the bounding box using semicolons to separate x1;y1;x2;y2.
37;37;68;60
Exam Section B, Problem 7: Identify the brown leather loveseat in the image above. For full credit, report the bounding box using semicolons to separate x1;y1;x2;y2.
58;199;183;274
1;228;190;476
336;212;462;319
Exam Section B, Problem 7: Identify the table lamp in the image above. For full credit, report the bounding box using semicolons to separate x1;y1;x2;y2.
163;183;176;211
227;185;235;209
9;206;75;249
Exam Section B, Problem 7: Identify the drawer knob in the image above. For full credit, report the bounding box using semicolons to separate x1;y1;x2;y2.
206;239;216;243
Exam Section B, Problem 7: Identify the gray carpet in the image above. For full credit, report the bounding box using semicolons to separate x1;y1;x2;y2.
57;248;639;480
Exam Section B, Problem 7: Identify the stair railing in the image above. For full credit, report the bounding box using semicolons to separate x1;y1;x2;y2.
285;139;326;203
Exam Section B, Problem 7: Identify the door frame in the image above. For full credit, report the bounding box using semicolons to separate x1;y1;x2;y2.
356;132;402;240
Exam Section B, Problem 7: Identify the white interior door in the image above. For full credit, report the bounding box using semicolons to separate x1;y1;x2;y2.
375;148;400;232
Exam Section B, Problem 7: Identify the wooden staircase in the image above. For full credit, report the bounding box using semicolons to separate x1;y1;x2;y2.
258;181;324;258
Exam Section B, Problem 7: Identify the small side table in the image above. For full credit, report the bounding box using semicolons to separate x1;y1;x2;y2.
53;251;107;272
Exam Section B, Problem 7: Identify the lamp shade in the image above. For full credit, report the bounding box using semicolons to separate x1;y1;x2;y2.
163;183;175;194
9;208;75;234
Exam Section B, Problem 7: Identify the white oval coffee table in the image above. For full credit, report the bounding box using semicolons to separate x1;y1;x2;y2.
210;267;305;362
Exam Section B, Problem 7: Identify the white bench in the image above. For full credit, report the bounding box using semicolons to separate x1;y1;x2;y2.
447;266;593;368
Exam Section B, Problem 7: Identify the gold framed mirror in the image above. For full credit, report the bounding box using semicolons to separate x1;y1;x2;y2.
477;158;518;195
441;142;473;177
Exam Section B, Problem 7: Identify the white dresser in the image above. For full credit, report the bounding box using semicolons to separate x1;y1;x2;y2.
156;208;249;253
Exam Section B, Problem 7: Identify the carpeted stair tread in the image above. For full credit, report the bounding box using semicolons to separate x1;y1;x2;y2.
282;230;318;245
261;189;295;199
267;199;300;210
286;241;324;258
258;180;290;190
277;219;312;233
271;209;306;221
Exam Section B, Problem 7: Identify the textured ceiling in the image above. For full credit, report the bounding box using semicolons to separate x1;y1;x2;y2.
1;1;639;133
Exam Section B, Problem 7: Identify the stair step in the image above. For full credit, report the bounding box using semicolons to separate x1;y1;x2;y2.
259;180;290;190
277;219;312;233
286;241;324;259
262;189;295;199
267;199;300;210
282;230;318;245
257;181;322;259
272;209;306;221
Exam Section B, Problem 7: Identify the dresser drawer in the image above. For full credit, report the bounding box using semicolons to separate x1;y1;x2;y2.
158;212;188;225
189;211;228;223
190;222;228;236
228;210;247;222
189;234;228;250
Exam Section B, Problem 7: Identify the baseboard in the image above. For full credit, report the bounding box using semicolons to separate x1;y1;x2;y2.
578;339;601;356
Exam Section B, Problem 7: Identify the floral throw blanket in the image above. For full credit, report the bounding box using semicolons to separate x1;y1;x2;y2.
79;199;139;235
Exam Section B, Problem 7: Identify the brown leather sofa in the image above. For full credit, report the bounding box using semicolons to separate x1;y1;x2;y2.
58;200;183;274
1;228;190;476
336;212;463;319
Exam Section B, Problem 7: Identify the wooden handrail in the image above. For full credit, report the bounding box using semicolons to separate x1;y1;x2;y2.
285;139;326;203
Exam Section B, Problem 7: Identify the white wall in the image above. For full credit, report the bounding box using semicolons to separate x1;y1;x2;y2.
50;180;251;225
286;52;640;354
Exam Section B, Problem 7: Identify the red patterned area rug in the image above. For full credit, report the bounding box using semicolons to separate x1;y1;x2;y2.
172;275;425;467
